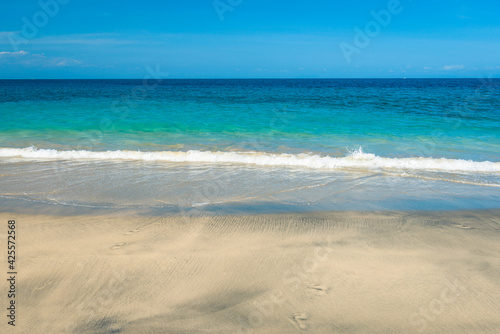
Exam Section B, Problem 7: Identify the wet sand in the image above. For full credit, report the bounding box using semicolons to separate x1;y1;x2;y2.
1;210;499;333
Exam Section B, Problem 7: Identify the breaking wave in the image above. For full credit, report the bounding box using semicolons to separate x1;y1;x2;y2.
1;146;499;173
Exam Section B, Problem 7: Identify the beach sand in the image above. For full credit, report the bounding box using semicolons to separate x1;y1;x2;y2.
1;210;499;333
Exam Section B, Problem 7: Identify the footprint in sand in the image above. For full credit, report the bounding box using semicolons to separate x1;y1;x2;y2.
290;312;309;330
455;224;473;229
307;283;328;296
111;242;126;249
33;281;52;291
123;221;160;235
124;228;140;235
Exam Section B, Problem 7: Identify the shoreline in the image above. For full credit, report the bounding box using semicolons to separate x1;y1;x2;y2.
3;195;500;217
1;210;499;333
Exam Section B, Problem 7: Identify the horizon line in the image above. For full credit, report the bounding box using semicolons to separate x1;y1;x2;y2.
0;77;498;80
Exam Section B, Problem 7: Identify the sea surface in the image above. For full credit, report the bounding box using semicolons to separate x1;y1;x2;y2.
1;78;499;214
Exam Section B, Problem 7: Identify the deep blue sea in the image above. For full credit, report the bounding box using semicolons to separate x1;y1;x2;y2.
1;79;499;213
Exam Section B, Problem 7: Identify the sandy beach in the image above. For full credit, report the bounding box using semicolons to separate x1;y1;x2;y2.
1;210;499;333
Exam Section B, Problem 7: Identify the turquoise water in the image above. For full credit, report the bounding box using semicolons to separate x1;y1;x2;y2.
1;79;499;213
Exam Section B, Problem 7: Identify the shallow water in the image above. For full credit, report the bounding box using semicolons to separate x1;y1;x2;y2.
1;79;499;213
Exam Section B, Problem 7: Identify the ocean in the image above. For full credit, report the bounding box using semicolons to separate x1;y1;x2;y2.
1;78;499;214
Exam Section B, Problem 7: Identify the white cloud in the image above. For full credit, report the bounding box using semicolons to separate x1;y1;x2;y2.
55;59;81;67
0;50;81;68
0;50;28;56
442;64;465;71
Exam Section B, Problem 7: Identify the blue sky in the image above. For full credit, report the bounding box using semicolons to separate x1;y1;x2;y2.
0;0;499;78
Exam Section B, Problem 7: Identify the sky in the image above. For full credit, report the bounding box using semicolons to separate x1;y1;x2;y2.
0;0;499;79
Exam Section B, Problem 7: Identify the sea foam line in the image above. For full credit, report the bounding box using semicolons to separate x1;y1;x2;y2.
0;147;499;173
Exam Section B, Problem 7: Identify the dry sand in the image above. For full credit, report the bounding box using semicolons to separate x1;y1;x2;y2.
1;210;499;333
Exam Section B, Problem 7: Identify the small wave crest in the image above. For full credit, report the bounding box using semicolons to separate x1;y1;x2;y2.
0;146;499;173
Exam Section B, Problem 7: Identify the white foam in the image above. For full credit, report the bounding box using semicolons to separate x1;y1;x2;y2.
0;146;499;173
